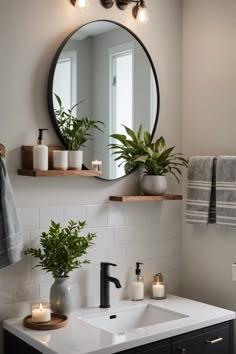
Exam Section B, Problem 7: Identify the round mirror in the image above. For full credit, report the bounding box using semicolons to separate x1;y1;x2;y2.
48;20;160;180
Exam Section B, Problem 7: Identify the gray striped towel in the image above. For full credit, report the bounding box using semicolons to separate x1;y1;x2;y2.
186;156;216;225
216;156;236;228
0;158;23;269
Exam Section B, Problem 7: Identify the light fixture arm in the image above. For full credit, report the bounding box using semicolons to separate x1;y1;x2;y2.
116;0;139;11
100;0;146;13
71;0;148;23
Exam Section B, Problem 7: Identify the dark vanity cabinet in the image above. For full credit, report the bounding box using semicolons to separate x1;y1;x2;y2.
115;339;171;354
172;321;232;354
4;321;234;354
4;331;42;354
115;321;234;354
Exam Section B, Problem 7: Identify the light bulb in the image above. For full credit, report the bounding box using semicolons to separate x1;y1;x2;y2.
75;0;89;9
136;2;149;24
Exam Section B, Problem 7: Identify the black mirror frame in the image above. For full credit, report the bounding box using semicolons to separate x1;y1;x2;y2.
47;19;160;180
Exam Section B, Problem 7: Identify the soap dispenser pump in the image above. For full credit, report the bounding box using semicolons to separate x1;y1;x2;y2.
33;129;49;171
131;262;144;301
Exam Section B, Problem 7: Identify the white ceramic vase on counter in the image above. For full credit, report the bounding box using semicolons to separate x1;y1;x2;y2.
50;278;72;316
68;150;83;170
140;175;167;196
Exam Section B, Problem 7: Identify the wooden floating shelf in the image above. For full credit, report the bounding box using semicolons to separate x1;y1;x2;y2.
18;146;102;177
109;195;183;202
18;169;102;177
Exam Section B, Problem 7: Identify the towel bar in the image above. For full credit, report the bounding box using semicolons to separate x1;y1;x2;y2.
0;144;6;159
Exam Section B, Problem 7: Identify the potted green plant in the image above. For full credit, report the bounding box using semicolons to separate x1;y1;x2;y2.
109;125;188;195
109;125;147;174
25;220;96;315
54;94;104;170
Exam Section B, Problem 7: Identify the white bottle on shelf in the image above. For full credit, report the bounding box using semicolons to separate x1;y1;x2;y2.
33;129;48;171
131;262;144;301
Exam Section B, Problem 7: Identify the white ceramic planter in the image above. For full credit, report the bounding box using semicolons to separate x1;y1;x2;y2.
50;277;72;316
140;175;167;196
53;151;68;170
68;150;83;170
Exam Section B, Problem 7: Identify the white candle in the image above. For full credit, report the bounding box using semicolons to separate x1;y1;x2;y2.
32;303;51;323
92;160;102;171
131;281;144;300
53;151;68;170
152;284;165;298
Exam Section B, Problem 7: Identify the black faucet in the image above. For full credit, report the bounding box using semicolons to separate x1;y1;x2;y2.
100;262;121;308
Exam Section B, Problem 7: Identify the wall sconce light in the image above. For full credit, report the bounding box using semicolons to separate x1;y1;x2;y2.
101;0;148;24
71;0;148;24
133;1;149;24
71;0;89;9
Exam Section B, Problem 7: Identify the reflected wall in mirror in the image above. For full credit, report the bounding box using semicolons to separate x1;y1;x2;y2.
48;20;160;180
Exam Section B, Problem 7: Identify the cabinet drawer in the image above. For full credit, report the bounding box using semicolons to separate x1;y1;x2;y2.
115;339;171;354
173;323;230;354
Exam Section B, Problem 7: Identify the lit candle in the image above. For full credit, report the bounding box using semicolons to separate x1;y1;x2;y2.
152;284;165;298
152;273;166;299
32;303;51;323
92;160;102;172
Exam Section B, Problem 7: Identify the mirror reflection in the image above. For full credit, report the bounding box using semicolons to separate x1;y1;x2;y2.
49;21;159;180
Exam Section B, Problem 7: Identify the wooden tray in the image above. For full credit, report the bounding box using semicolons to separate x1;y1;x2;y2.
23;313;68;330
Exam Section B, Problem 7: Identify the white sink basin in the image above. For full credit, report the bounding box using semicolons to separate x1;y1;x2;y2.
82;304;187;334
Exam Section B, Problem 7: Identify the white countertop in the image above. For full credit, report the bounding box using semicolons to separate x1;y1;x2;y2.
3;295;235;354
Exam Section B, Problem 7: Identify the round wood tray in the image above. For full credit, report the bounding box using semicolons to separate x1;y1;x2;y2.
23;313;68;330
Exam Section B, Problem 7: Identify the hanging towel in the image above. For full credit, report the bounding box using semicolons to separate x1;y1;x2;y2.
186;156;216;225
0;158;23;269
216;156;236;228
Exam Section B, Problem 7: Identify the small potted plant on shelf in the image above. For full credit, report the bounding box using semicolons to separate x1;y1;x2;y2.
54;94;104;170
109;125;188;195
25;220;96;315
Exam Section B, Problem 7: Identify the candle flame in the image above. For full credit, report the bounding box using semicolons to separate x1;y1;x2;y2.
39;303;43;311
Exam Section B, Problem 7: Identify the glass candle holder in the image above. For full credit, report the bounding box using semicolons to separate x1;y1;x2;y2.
152;273;167;300
92;160;102;172
31;303;51;323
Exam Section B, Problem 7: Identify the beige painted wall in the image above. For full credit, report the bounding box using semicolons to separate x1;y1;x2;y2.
182;0;236;312
0;0;183;207
0;1;183;353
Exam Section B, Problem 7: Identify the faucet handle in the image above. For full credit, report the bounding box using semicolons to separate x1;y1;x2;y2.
101;262;117;268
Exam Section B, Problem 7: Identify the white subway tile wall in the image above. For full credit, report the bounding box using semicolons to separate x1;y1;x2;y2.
39;207;64;229
63;205;87;226
0;201;183;321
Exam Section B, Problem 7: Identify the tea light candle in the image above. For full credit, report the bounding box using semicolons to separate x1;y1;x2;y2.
32;303;51;323
92;160;102;171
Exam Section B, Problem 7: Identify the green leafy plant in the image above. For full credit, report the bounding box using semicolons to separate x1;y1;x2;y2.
109;125;147;174
109;125;188;182
135;131;188;182
54;94;104;151
25;220;96;278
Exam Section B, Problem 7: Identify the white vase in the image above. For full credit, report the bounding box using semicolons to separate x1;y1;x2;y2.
68;150;83;170
50;277;72;316
140;175;167;196
53;151;68;170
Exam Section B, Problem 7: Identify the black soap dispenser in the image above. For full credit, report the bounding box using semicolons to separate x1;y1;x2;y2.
131;262;144;301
